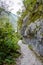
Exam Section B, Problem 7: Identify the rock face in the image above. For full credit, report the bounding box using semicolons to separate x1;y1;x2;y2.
21;19;43;56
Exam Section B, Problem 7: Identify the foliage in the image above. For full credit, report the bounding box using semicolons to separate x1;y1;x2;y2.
0;1;21;64
23;0;37;12
18;0;43;30
0;19;20;65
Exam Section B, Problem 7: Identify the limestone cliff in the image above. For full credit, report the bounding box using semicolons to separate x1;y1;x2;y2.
21;18;43;56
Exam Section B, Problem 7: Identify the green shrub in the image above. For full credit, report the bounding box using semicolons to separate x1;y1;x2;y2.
0;22;20;65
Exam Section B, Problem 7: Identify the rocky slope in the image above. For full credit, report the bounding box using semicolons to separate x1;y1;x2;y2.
21;18;43;56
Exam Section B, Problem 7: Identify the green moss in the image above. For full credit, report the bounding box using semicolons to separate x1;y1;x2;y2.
28;45;33;50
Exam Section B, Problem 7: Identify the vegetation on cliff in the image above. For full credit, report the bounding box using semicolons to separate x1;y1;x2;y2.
18;0;43;30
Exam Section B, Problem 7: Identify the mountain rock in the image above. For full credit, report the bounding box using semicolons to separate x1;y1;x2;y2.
21;18;43;56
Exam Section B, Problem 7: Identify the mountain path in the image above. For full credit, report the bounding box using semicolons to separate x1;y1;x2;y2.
17;40;43;65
